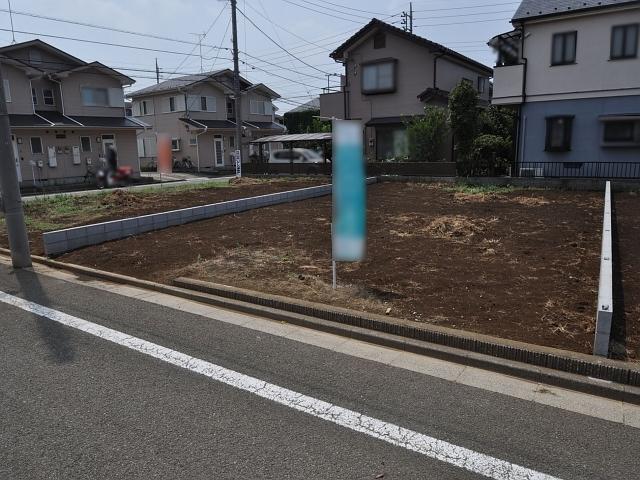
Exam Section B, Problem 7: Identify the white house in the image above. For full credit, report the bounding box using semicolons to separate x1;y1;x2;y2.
491;0;640;177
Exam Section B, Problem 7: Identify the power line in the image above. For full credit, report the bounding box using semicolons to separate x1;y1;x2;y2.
282;0;375;20
413;1;519;12
414;9;516;20
0;28;204;56
318;0;388;16
235;6;331;75
414;17;511;28
164;2;228;79
0;7;223;49
278;0;367;24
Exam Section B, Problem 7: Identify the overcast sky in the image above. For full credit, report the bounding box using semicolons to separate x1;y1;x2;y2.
1;0;517;112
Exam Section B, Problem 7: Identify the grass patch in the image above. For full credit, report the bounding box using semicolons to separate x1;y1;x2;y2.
445;183;518;195
135;179;230;194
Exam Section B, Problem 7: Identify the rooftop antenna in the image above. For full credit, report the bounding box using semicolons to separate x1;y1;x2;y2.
190;32;206;73
7;0;16;43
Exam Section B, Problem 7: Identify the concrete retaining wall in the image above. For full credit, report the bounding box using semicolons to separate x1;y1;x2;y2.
43;178;378;256
594;181;614;356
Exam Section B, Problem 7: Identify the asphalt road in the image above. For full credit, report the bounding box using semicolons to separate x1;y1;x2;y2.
0;265;638;479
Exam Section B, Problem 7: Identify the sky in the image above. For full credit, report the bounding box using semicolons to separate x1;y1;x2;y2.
0;0;517;113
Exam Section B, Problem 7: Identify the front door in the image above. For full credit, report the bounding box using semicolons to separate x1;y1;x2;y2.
102;135;116;156
10;135;21;182
214;138;224;167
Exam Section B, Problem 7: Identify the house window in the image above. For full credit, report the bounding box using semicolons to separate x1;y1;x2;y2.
30;137;43;154
3;79;10;103
80;136;91;152
551;31;577;65
81;87;108;106
477;77;487;93
169;96;176;112
171;138;181;151
227;98;234;116
611;24;638;60
545;116;574;152
200;96;208;111
362;60;396;94
602;119;640;145
43;88;55;105
373;32;386;49
31;87;37;105
229;135;235;148
250;100;271;115
141;100;149;115
189;137;198;146
376;126;408;160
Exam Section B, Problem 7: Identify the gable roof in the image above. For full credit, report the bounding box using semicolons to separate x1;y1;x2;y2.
55;61;135;85
127;69;253;98
287;97;320;113
0;39;86;70
330;18;492;75
512;0;640;22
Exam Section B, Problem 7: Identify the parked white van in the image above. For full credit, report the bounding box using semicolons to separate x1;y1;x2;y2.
269;148;324;164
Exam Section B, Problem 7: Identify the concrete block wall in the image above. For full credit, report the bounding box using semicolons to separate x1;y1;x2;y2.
43;177;378;256
593;181;614;357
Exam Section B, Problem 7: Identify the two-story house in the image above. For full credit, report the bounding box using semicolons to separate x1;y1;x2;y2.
1;39;146;187
320;19;493;161
491;0;640;176
128;70;284;172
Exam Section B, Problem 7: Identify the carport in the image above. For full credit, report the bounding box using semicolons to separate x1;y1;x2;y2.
250;132;332;174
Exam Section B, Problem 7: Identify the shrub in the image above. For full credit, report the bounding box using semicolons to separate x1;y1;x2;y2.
470;134;512;176
448;81;480;168
406;106;450;162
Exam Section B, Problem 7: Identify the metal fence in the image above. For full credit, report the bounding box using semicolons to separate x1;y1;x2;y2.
516;162;640;179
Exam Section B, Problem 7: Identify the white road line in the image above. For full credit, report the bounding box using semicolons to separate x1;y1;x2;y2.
0;290;561;480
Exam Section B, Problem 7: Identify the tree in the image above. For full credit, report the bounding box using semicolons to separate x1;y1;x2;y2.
471;134;512;176
448;81;480;173
406;106;449;162
283;109;320;134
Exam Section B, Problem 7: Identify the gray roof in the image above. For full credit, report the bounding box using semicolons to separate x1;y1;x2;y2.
128;70;230;97
287;98;320;113
513;0;640;21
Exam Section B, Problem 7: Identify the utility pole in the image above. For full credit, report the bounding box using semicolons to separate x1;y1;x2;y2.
401;3;414;33
0;67;31;268
231;0;243;166
410;2;413;34
155;58;160;84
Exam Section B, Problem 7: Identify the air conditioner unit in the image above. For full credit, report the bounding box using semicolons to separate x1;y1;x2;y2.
519;167;543;178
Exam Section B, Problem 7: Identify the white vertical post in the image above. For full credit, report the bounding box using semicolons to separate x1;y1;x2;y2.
593;181;613;357
332;260;337;290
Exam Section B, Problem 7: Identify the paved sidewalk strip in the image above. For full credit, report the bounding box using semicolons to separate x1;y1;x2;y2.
0;289;560;480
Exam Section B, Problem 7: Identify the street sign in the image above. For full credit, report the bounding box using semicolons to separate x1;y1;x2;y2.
332;119;365;262
234;149;242;178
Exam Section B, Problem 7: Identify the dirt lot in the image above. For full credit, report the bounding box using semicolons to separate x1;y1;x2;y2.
612;193;640;359
56;182;640;357
0;177;326;256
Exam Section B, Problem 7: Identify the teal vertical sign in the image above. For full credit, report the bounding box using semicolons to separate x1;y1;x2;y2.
332;119;366;262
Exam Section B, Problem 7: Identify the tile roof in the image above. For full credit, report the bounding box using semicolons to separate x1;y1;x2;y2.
128;70;231;97
512;0;640;21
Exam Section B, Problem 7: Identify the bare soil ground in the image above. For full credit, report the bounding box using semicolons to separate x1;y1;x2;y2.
612;192;640;359
55;182;640;357
0;177;326;256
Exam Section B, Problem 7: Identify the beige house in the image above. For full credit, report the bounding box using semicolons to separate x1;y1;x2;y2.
320;19;493;161
1;39;146;188
128;70;284;172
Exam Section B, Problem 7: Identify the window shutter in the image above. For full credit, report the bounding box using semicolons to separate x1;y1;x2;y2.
3;79;11;103
250;99;257;114
144;136;157;156
265;102;273;115
132;101;141;116
108;88;124;107
207;96;216;112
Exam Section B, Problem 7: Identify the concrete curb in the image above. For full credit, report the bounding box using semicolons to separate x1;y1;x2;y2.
173;278;640;389
594;181;614;356
2;248;638;405
41;178;378;256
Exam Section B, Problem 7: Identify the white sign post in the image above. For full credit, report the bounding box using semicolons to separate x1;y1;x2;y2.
234;149;242;178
